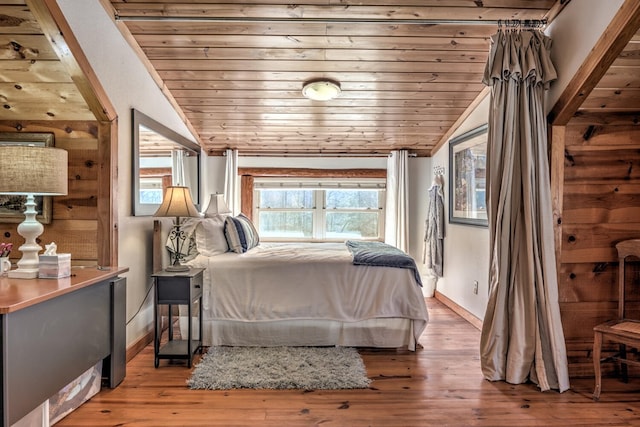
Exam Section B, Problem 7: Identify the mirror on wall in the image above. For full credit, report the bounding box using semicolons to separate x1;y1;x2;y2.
132;109;201;216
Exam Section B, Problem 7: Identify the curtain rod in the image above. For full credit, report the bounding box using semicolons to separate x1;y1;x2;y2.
115;15;546;27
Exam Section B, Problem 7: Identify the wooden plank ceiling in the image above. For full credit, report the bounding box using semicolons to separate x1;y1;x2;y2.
3;1;639;157
0;1;94;122
575;28;640;121
108;0;562;156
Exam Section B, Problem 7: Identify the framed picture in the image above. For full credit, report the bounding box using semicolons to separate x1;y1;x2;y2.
0;132;55;224
449;124;488;227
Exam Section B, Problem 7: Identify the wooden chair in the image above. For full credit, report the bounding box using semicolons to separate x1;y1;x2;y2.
593;239;640;400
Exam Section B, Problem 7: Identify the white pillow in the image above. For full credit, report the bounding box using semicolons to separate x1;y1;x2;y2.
194;215;229;256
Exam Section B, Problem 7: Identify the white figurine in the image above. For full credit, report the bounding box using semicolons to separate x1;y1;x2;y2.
44;242;58;256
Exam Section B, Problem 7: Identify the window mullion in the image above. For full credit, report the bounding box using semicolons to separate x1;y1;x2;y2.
314;190;324;240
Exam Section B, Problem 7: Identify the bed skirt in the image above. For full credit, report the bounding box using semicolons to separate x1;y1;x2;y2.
181;316;420;350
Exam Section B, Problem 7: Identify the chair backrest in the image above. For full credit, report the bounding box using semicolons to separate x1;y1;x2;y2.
615;239;640;319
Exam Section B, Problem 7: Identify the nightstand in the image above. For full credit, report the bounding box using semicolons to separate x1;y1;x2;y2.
152;268;204;368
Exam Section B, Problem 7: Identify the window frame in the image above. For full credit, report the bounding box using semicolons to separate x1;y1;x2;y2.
239;168;387;242
254;186;385;242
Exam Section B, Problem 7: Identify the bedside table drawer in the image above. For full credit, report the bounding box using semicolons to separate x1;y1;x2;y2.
156;275;202;304
154;269;204;304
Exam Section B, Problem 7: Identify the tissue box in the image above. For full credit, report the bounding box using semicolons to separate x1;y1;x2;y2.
38;253;71;278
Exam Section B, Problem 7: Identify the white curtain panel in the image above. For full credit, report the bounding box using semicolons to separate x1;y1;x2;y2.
385;150;409;252
479;28;570;393
224;149;239;214
171;149;187;187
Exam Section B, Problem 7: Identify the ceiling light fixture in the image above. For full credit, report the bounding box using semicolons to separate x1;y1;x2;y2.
302;79;341;101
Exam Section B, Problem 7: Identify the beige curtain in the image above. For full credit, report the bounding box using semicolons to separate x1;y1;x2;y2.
479;28;570;392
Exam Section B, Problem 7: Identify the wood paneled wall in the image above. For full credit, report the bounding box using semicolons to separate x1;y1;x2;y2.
0;120;100;265
559;117;640;378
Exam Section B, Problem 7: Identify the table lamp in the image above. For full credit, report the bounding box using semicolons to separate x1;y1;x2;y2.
203;193;231;216
0;145;68;279
153;185;200;271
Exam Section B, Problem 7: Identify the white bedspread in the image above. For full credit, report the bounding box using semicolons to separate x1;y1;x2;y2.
188;242;429;348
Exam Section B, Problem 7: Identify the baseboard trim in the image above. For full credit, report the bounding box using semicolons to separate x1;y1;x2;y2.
126;328;153;363
434;290;483;331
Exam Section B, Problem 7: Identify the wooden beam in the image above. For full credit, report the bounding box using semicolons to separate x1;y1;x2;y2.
240;174;254;220
238;168;387;179
26;0;117;122
548;0;640;125
97;119;118;267
140;168;172;177
549;125;566;275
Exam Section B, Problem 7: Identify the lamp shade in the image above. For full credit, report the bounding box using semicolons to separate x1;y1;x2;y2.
0;146;68;195
204;193;231;216
153;186;200;218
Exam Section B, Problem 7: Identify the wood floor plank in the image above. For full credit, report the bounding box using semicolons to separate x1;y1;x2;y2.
56;299;640;426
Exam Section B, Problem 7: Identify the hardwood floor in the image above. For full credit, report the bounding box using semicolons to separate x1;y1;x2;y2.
58;299;640;426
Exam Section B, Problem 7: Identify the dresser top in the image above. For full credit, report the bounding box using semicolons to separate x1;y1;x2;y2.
0;266;128;314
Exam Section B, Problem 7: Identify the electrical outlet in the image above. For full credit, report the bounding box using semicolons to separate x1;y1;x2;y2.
473;280;479;295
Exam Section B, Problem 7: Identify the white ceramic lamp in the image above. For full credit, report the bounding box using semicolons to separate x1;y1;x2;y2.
0;145;68;279
153;186;200;271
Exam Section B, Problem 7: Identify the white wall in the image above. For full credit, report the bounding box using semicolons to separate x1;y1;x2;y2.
58;0;199;346
431;96;490;319
408;156;432;273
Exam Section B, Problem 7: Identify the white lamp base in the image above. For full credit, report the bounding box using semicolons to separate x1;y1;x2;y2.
8;268;39;279
10;193;43;279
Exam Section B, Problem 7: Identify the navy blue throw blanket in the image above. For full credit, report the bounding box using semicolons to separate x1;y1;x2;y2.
345;240;422;287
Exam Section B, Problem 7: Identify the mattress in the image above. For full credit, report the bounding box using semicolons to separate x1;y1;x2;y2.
186;242;429;350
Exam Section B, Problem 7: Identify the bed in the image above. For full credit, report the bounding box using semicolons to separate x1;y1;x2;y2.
155;214;429;351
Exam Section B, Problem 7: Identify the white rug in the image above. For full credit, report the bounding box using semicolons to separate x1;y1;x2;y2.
187;346;371;390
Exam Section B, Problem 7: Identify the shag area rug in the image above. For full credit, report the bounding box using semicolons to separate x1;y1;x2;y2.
187;346;371;390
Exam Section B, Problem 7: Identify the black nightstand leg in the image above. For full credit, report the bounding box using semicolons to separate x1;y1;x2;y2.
199;296;204;354
154;284;159;368
168;303;173;341
187;298;192;368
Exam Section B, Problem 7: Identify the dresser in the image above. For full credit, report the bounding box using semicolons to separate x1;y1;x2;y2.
0;266;128;426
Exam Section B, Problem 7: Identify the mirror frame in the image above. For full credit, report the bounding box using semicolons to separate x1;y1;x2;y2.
131;109;201;216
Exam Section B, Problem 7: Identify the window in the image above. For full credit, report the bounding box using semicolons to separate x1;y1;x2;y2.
139;178;163;204
138;157;170;204
254;178;385;241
